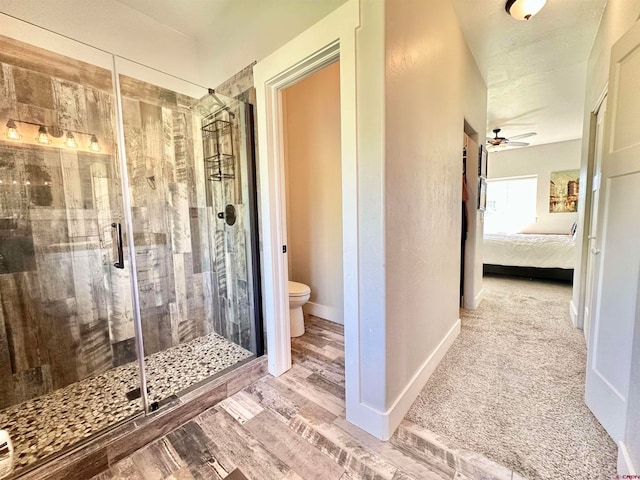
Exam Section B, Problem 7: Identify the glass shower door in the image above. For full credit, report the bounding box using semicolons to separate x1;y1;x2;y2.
0;33;142;473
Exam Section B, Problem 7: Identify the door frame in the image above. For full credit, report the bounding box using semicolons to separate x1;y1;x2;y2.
573;85;607;329
253;1;359;378
581;93;607;344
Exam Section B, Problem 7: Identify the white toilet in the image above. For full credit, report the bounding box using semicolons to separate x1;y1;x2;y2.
288;281;311;337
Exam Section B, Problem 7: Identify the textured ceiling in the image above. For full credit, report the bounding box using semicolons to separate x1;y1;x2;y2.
116;0;607;148
452;0;607;148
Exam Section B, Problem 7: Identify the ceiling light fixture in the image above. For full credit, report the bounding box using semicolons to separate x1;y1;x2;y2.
505;0;547;20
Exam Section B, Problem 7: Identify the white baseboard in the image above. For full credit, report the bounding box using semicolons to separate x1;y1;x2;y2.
347;319;460;440
385;318;461;438
346;319;461;440
569;300;578;327
303;302;343;324
618;441;637;475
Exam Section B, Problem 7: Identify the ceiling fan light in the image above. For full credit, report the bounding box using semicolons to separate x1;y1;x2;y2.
506;0;547;21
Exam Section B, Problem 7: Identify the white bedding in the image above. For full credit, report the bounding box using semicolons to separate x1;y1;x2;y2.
483;233;576;270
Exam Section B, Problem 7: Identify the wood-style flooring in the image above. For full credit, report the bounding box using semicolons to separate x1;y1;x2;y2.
91;315;514;480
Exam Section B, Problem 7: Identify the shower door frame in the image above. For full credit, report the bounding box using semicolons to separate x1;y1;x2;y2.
111;57;149;413
244;102;265;357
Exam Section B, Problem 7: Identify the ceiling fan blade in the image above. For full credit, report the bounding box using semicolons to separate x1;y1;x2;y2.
508;132;536;140
507;141;530;146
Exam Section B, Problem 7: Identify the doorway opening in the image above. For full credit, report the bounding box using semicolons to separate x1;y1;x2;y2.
280;60;345;371
252;0;362;432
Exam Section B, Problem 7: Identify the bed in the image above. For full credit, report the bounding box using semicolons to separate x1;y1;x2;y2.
483;232;576;282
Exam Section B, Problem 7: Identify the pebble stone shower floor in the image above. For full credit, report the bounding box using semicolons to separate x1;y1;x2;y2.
0;334;252;472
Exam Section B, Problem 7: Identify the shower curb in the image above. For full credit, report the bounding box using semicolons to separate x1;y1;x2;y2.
12;356;268;480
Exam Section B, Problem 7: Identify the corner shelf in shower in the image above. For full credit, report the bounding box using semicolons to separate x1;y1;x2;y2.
202;117;235;181
202;118;233;136
206;154;235;181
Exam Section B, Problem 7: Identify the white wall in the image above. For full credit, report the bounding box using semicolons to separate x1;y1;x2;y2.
489;139;582;235
197;0;348;88
283;61;344;324
383;0;486;430
0;0;201;84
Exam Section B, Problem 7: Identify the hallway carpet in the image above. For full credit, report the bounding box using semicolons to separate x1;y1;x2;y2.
405;275;618;480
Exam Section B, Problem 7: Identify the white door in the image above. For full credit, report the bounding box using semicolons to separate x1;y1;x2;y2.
585;19;640;442
583;101;606;345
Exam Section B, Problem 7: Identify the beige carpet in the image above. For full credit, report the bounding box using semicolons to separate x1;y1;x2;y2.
405;275;617;480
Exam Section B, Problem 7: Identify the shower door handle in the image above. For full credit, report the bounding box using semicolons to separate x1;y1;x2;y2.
111;223;125;269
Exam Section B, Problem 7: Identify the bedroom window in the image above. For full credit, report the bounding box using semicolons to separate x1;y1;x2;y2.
485;175;537;234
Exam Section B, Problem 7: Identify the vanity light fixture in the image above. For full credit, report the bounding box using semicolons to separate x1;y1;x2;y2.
35;125;52;145
4;120;22;141
64;131;78;149
3;119;103;153
505;0;547;20
88;134;101;153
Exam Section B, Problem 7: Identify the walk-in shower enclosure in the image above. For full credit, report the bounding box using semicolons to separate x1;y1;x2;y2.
0;24;262;476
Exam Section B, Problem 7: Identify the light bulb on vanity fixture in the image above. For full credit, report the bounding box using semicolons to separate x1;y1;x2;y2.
88;134;101;153
4;120;22;141
505;0;547;20
64;131;78;149
35;125;52;145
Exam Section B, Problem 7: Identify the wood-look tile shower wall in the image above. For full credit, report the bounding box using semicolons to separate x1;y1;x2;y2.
0;35;253;410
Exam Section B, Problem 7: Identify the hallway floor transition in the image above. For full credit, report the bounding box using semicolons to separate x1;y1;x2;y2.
92;315;519;480
406;275;617;479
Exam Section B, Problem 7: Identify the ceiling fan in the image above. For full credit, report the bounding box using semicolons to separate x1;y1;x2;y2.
486;128;536;149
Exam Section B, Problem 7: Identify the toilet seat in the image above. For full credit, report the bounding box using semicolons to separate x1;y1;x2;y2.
289;281;311;296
